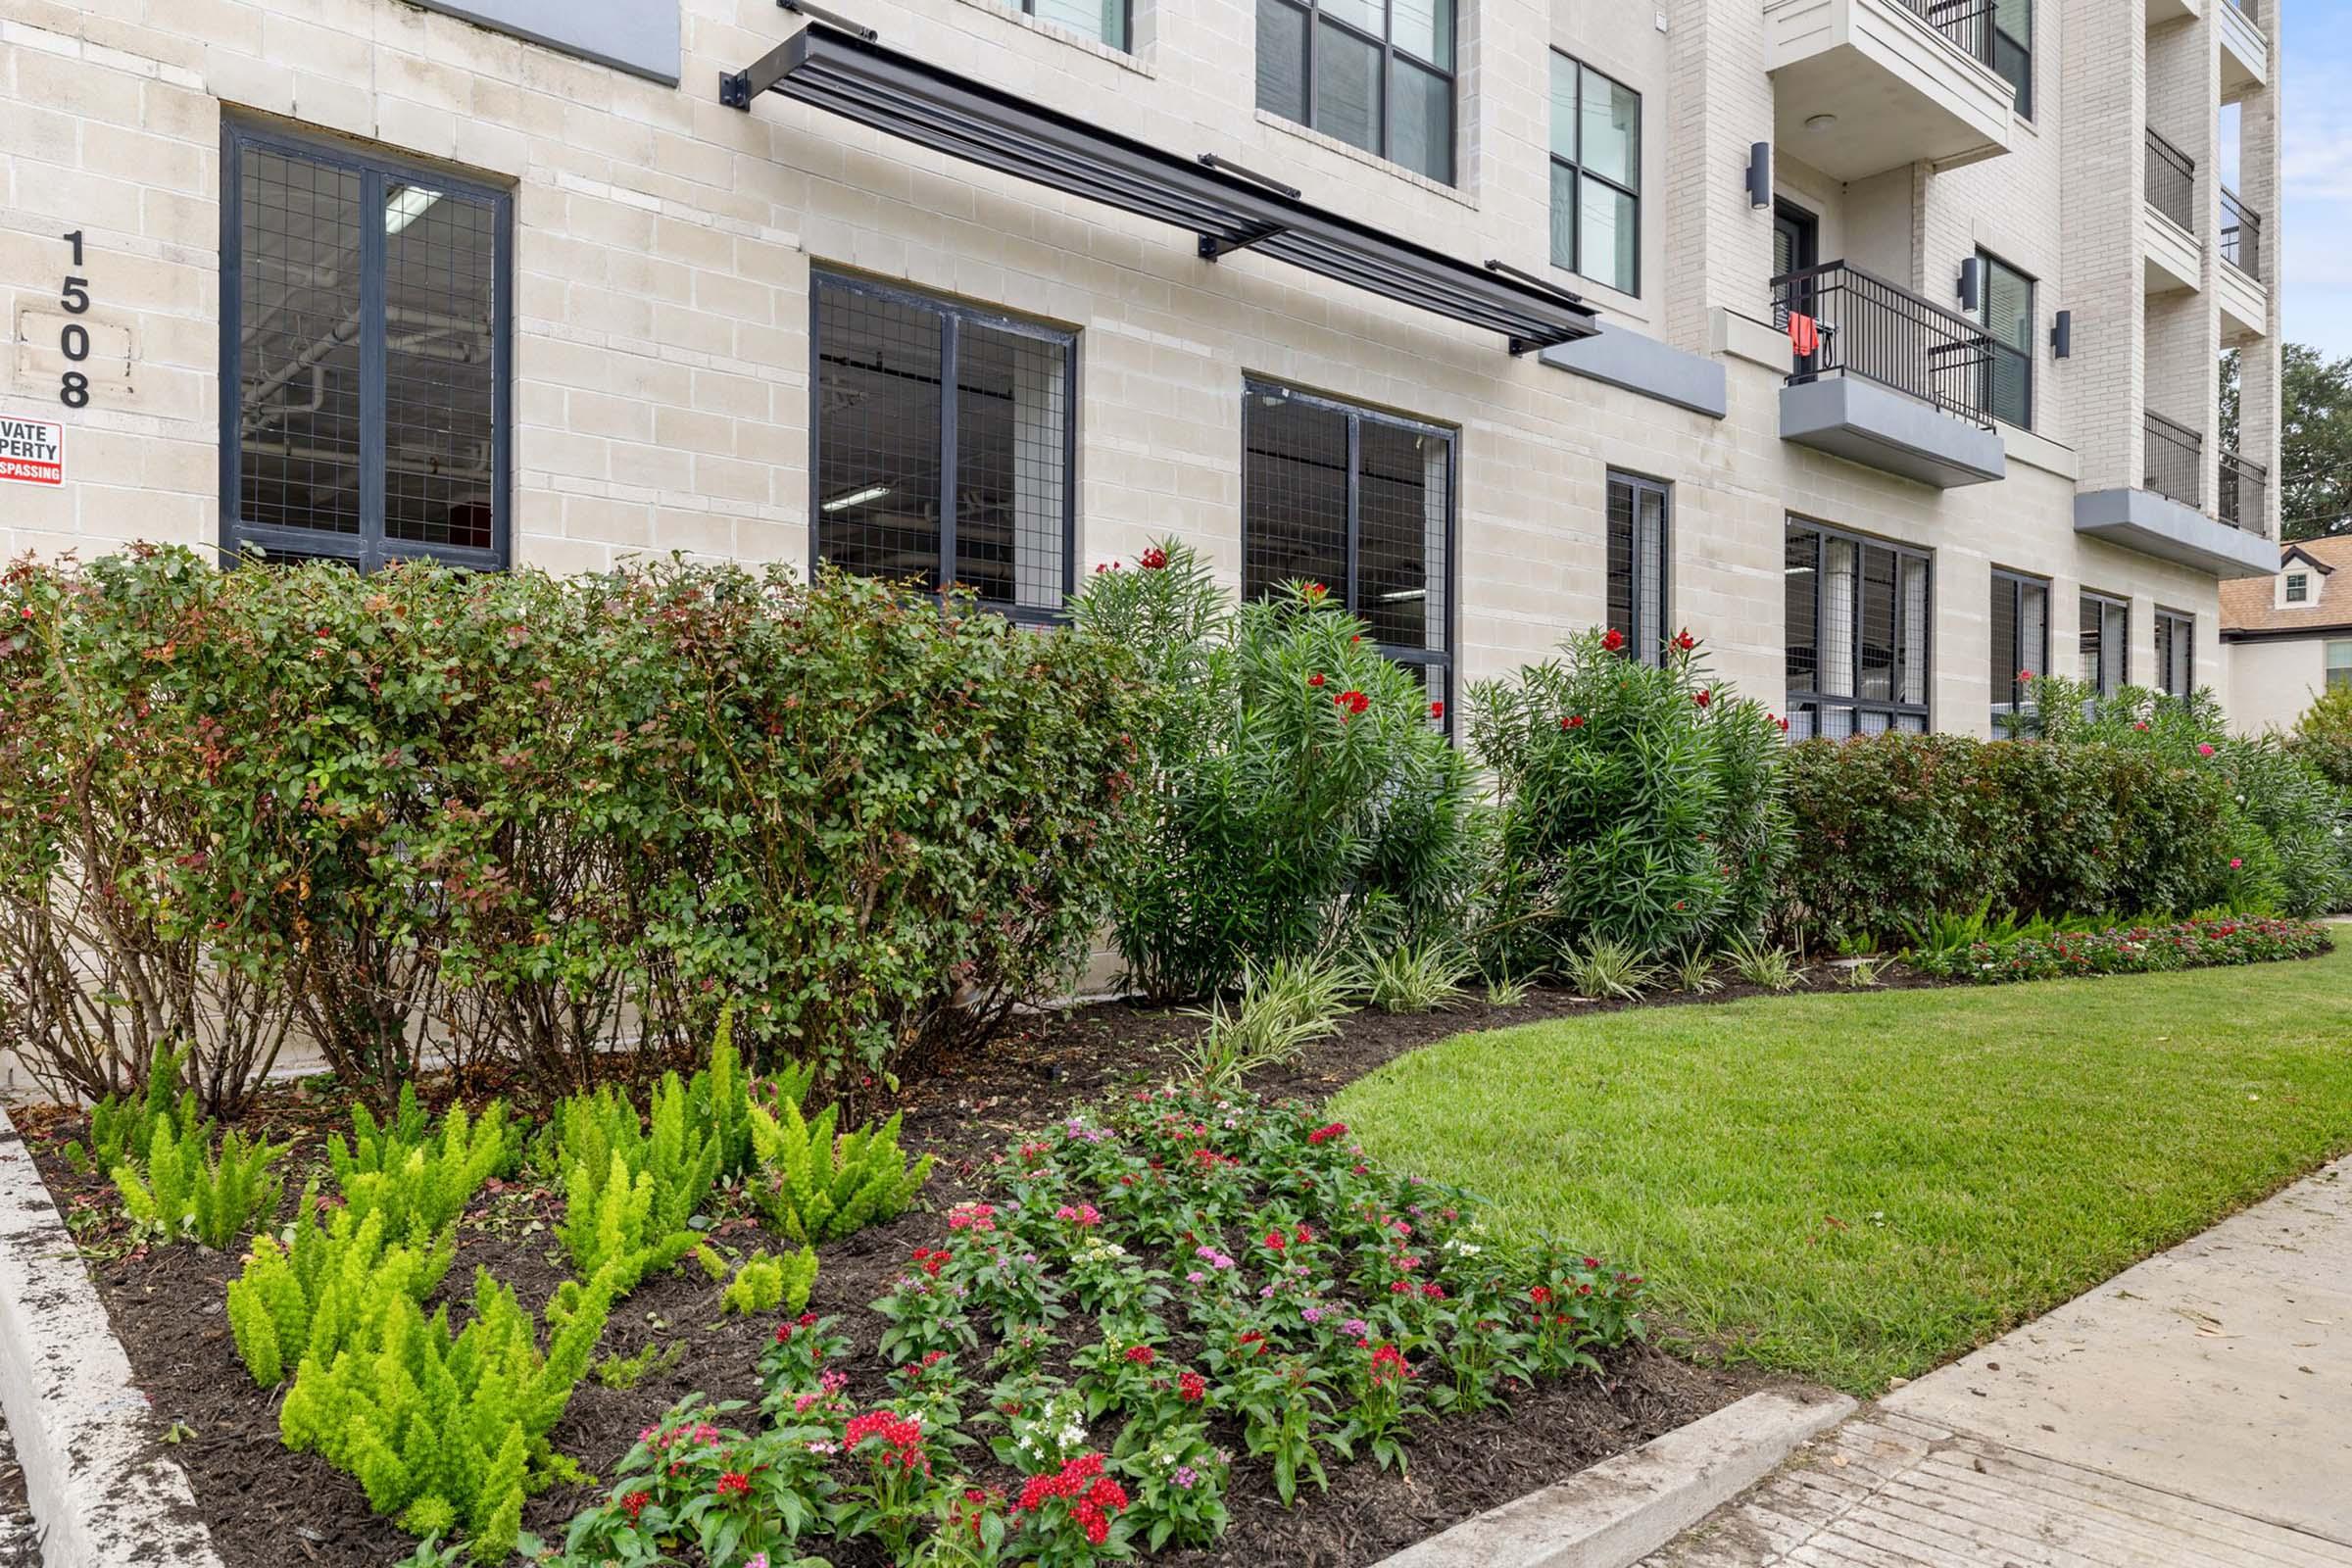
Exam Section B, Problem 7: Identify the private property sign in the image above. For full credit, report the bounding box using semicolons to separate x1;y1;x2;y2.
0;417;64;486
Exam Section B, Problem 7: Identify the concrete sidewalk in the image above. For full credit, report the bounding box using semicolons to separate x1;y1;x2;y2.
1642;1156;2352;1567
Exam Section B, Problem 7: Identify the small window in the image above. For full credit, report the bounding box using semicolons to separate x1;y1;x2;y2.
222;122;511;569
1254;0;1455;183
2080;592;2129;697
2329;641;2352;692
811;273;1075;618
1243;379;1455;714
1785;520;1932;739
1548;55;1642;296
1025;0;1129;49
2285;571;2311;604
1978;250;2034;430
1606;471;1669;665
1990;568;2049;722
2155;607;2196;699
1993;0;2033;120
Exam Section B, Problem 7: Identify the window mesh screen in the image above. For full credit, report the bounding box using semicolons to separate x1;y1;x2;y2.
1606;481;1635;649
1607;474;1668;665
956;321;1068;612
237;149;365;537
1787;521;1930;737
1785;527;1819;698
384;184;498;551
815;280;946;590
1356;418;1445;651
1243;392;1350;602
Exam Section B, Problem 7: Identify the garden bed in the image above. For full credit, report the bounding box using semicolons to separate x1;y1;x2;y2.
13;979;1810;1568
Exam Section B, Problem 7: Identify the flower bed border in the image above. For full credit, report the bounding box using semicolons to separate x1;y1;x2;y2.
0;1102;221;1568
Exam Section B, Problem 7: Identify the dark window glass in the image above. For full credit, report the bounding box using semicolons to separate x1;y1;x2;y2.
225;126;509;568
1785;520;1932;740
1607;472;1670;665
1989;569;2049;721
2286;572;2310;603
1993;0;2033;118
1244;379;1453;716
812;274;1074;617
2080;592;2128;696
1548;53;1642;295
2155;608;2195;698
1255;0;1454;182
1979;251;2034;429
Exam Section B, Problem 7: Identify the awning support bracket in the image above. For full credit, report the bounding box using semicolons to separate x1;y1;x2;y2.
1199;223;1288;261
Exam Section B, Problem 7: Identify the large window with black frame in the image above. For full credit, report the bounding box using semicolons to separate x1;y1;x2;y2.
221;121;511;569
1989;567;2049;729
1785;520;1932;740
1549;54;1642;296
1606;471;1669;665
2154;607;2196;699
2080;591;2129;698
1978;250;2034;429
1242;379;1455;717
809;272;1075;619
1255;0;1454;183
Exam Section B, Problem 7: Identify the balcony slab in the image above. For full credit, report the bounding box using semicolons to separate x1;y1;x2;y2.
2075;487;2278;578
1781;375;2006;488
2220;1;2268;93
1765;0;2016;180
2219;260;2269;343
2142;205;2201;294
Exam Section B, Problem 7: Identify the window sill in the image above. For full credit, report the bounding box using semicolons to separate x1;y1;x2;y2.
1251;109;1477;210
950;0;1155;76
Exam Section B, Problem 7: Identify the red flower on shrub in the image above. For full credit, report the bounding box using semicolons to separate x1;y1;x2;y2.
1334;689;1370;719
1563;713;1587;730
1693;689;1712;708
1674;629;1696;652
1308;672;1326;688
2197;743;2217;757
2230;858;2243;869
1302;581;1329;602
1307;1121;1348;1145
1601;627;1625;653
1430;700;1445;719
621;1491;651;1522
2134;721;2150;731
1178;1371;1207;1402
1773;714;1790;733
714;1472;753;1499
2019;668;2035;683
1140;546;1168;569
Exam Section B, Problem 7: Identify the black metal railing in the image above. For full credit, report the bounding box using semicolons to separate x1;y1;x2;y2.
2223;188;2263;280
2144;411;2204;508
2145;127;2195;231
1771;261;1995;427
1895;0;1996;65
2219;450;2268;531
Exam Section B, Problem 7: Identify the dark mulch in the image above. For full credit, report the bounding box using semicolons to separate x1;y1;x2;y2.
18;970;1872;1568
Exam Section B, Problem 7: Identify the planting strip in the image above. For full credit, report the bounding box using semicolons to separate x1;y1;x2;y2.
0;1103;222;1568
1370;1389;1855;1568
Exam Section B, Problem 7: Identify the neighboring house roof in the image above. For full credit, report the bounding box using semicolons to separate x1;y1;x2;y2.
2221;536;2352;640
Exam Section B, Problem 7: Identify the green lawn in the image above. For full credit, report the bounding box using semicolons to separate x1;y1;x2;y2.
1330;944;2352;1395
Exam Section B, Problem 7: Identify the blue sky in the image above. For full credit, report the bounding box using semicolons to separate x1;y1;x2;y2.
2285;9;2352;359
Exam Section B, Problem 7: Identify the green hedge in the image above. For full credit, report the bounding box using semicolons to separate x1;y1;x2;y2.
0;549;1146;1109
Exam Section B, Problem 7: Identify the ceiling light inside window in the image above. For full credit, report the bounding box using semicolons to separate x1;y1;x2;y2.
821;484;891;513
385;185;444;236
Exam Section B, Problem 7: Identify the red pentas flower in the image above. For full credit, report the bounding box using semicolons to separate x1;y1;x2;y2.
1124;1345;1156;1365
1307;1121;1348;1145
714;1471;753;1499
1178;1371;1207;1402
620;1491;651;1522
910;1247;948;1277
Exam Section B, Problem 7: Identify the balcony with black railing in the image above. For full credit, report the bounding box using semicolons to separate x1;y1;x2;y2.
1895;0;1994;63
2219;450;2269;532
1770;261;2007;488
2222;188;2263;281
2145;127;2195;232
2143;411;2204;509
1763;0;2017;182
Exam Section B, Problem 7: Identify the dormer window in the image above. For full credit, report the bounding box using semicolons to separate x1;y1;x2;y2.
2286;571;2311;604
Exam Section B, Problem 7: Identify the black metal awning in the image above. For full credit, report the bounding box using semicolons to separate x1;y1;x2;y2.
721;15;1598;355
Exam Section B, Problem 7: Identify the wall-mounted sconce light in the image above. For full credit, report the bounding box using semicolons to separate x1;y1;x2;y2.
1957;257;1982;313
1746;142;1771;208
2051;310;2072;359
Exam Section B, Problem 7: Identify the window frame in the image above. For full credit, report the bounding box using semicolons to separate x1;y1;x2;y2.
2155;606;2196;699
2285;570;2311;604
2328;640;2352;692
1605;469;1671;665
1239;375;1459;716
1989;566;2050;723
1785;517;1935;739
807;270;1080;624
1255;0;1457;184
1993;0;2033;121
2080;590;2130;697
1020;0;1131;50
1547;52;1642;297
219;118;514;571
1976;247;2035;431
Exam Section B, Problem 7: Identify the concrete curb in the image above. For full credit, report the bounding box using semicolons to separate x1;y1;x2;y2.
1371;1388;1858;1568
0;1103;222;1568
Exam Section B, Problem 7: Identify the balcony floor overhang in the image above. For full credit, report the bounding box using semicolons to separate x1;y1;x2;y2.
2075;488;2278;578
1782;376;2007;487
1764;0;2017;180
721;18;1599;356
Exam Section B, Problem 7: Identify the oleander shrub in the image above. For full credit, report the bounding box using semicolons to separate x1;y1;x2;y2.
1069;540;1477;1002
2290;685;2352;795
1;549;1146;1102
1468;628;1790;970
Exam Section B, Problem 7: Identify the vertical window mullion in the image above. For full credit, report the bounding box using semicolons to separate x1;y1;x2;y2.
1344;413;1361;615
359;165;388;571
938;312;959;590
